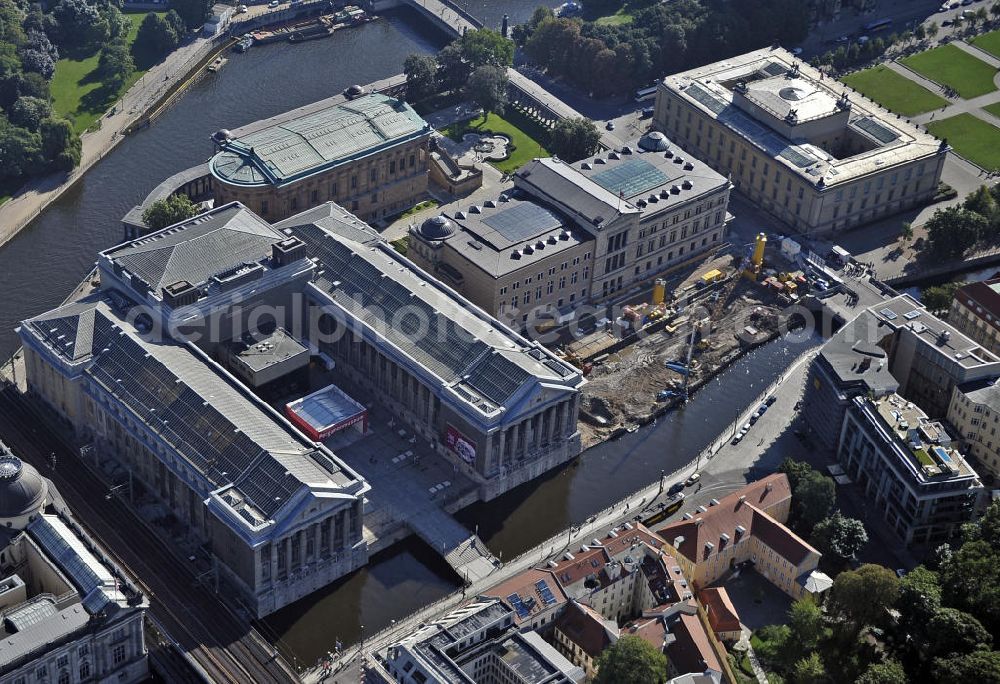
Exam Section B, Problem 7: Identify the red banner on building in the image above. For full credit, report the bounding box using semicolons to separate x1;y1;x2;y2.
445;425;476;464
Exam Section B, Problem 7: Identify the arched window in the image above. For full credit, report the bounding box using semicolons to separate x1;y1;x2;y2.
57;670;70;684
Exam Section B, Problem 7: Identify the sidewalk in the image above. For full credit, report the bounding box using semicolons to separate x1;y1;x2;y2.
0;36;215;250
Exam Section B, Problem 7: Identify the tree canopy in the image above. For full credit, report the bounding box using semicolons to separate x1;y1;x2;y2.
403;53;438;103
856;659;908;684
831;564;900;630
549;117;601;163
779;458;836;534
810;512;868;566
465;65;507;117
142;195;200;230
594;635;668;684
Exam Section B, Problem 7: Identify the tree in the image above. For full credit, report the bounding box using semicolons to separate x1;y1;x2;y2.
856;659;908;684
920;282;964;312
435;42;471;92
810;512;868;566
926;607;992;658
98;41;134;91
133;12;179;65
895;565;942;633
795;471;835;533
940;539;1000;635
51;0;110;52
964;185;999;221
549;117;601;163
932;650;1000;683
790;652;826;684
914;24;926;42
788;598;826;653
142;194;200;230
39;116;80;171
900;221;913;242
0;120;43;180
925;206;988;258
465;65;507;117
169;0;211;29
831;564;900;630
165;10;188;42
8;96;52;129
752;624;793;671
457;28;513;69
593;635;668;684
18;48;55;79
928;21;939;39
403;53;438;103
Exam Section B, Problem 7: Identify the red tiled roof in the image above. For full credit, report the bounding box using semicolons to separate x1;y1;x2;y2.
664;612;722;676
750;508;816;566
700;587;740;634
658;474;793;565
554;601;616;658
482;568;567;624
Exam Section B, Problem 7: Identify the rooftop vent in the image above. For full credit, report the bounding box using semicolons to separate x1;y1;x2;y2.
455;211;467;219
608;151;621;160
469;205;482;214
670;185;681;194
682;180;693;189
581;162;593;170
484;199;497;208
683;162;694;171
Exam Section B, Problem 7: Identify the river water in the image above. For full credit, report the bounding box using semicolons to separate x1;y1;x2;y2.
0;2;819;667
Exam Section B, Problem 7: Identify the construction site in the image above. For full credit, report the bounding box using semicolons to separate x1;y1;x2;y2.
560;234;816;448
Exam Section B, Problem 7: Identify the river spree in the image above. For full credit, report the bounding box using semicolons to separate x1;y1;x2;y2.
0;2;818;668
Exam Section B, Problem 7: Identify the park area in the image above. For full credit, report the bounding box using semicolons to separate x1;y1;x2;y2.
971;29;1000;59
899;44;997;99
840;65;948;116
439;110;550;174
926;113;1000;171
50;11;164;134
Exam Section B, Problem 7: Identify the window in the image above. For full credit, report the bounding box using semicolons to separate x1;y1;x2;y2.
409;154;415;168
351;175;358;189
370;168;378;183
310;190;318;203
330;182;338;197
389;160;396;174
58;672;69;684
113;644;127;665
260;200;268;215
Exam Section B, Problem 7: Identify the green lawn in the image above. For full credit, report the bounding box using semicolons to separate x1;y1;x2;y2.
971;29;1000;59
585;0;655;26
398;199;439;218
594;8;634;25
439;110;550;174
840;65;948;116
984;102;1000;119
899;44;998;99
927;113;1000;171
51;11;165;134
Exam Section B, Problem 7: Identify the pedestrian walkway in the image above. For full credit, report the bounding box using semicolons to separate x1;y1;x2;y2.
0;36;215;249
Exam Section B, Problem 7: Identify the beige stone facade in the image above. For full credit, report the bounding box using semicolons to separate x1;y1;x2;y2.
214;139;429;224
655;47;947;235
947;382;1000;481
948;279;1000;357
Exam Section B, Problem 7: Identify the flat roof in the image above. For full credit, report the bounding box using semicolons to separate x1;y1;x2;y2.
286;383;366;435
229;328;308;373
210;93;429;187
428;195;591;278
869;294;1000;369
662;47;945;186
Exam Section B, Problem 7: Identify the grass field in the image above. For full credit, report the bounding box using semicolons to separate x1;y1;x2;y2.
900;44;997;99
984;101;1000;119
841;65;949;116
51;11;164;134
440;110;550;173
971;29;1000;59
594;7;634;25
927;113;1000;171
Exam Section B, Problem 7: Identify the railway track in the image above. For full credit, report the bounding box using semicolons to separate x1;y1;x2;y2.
0;386;297;684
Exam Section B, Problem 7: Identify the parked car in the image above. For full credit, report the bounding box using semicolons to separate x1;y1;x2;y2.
606;120;616;131
749;414;760;425
668;482;685;496
685;473;701;487
237;4;248;12
641;106;654;119
268;0;279;7
766;395;777;406
732;433;744;445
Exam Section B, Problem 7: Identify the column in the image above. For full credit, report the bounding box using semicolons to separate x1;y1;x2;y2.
269;540;278;584
312;523;320;564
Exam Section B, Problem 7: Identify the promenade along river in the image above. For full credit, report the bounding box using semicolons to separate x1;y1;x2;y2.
0;2;819;668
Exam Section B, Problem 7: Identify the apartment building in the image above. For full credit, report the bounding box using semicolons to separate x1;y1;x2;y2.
948;278;1000;357
947;378;1000;482
839;393;986;546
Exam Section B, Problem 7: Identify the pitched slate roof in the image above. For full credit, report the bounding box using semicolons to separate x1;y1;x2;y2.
103;203;283;292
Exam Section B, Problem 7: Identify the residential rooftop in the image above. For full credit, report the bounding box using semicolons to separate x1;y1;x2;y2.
869;393;977;480
210;93;430;187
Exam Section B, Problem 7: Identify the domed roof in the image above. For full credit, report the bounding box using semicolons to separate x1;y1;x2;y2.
779;86;809;102
638;131;670;152
0;455;47;522
418;215;456;240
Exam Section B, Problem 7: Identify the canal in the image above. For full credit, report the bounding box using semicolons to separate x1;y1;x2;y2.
0;0;817;669
261;332;820;664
